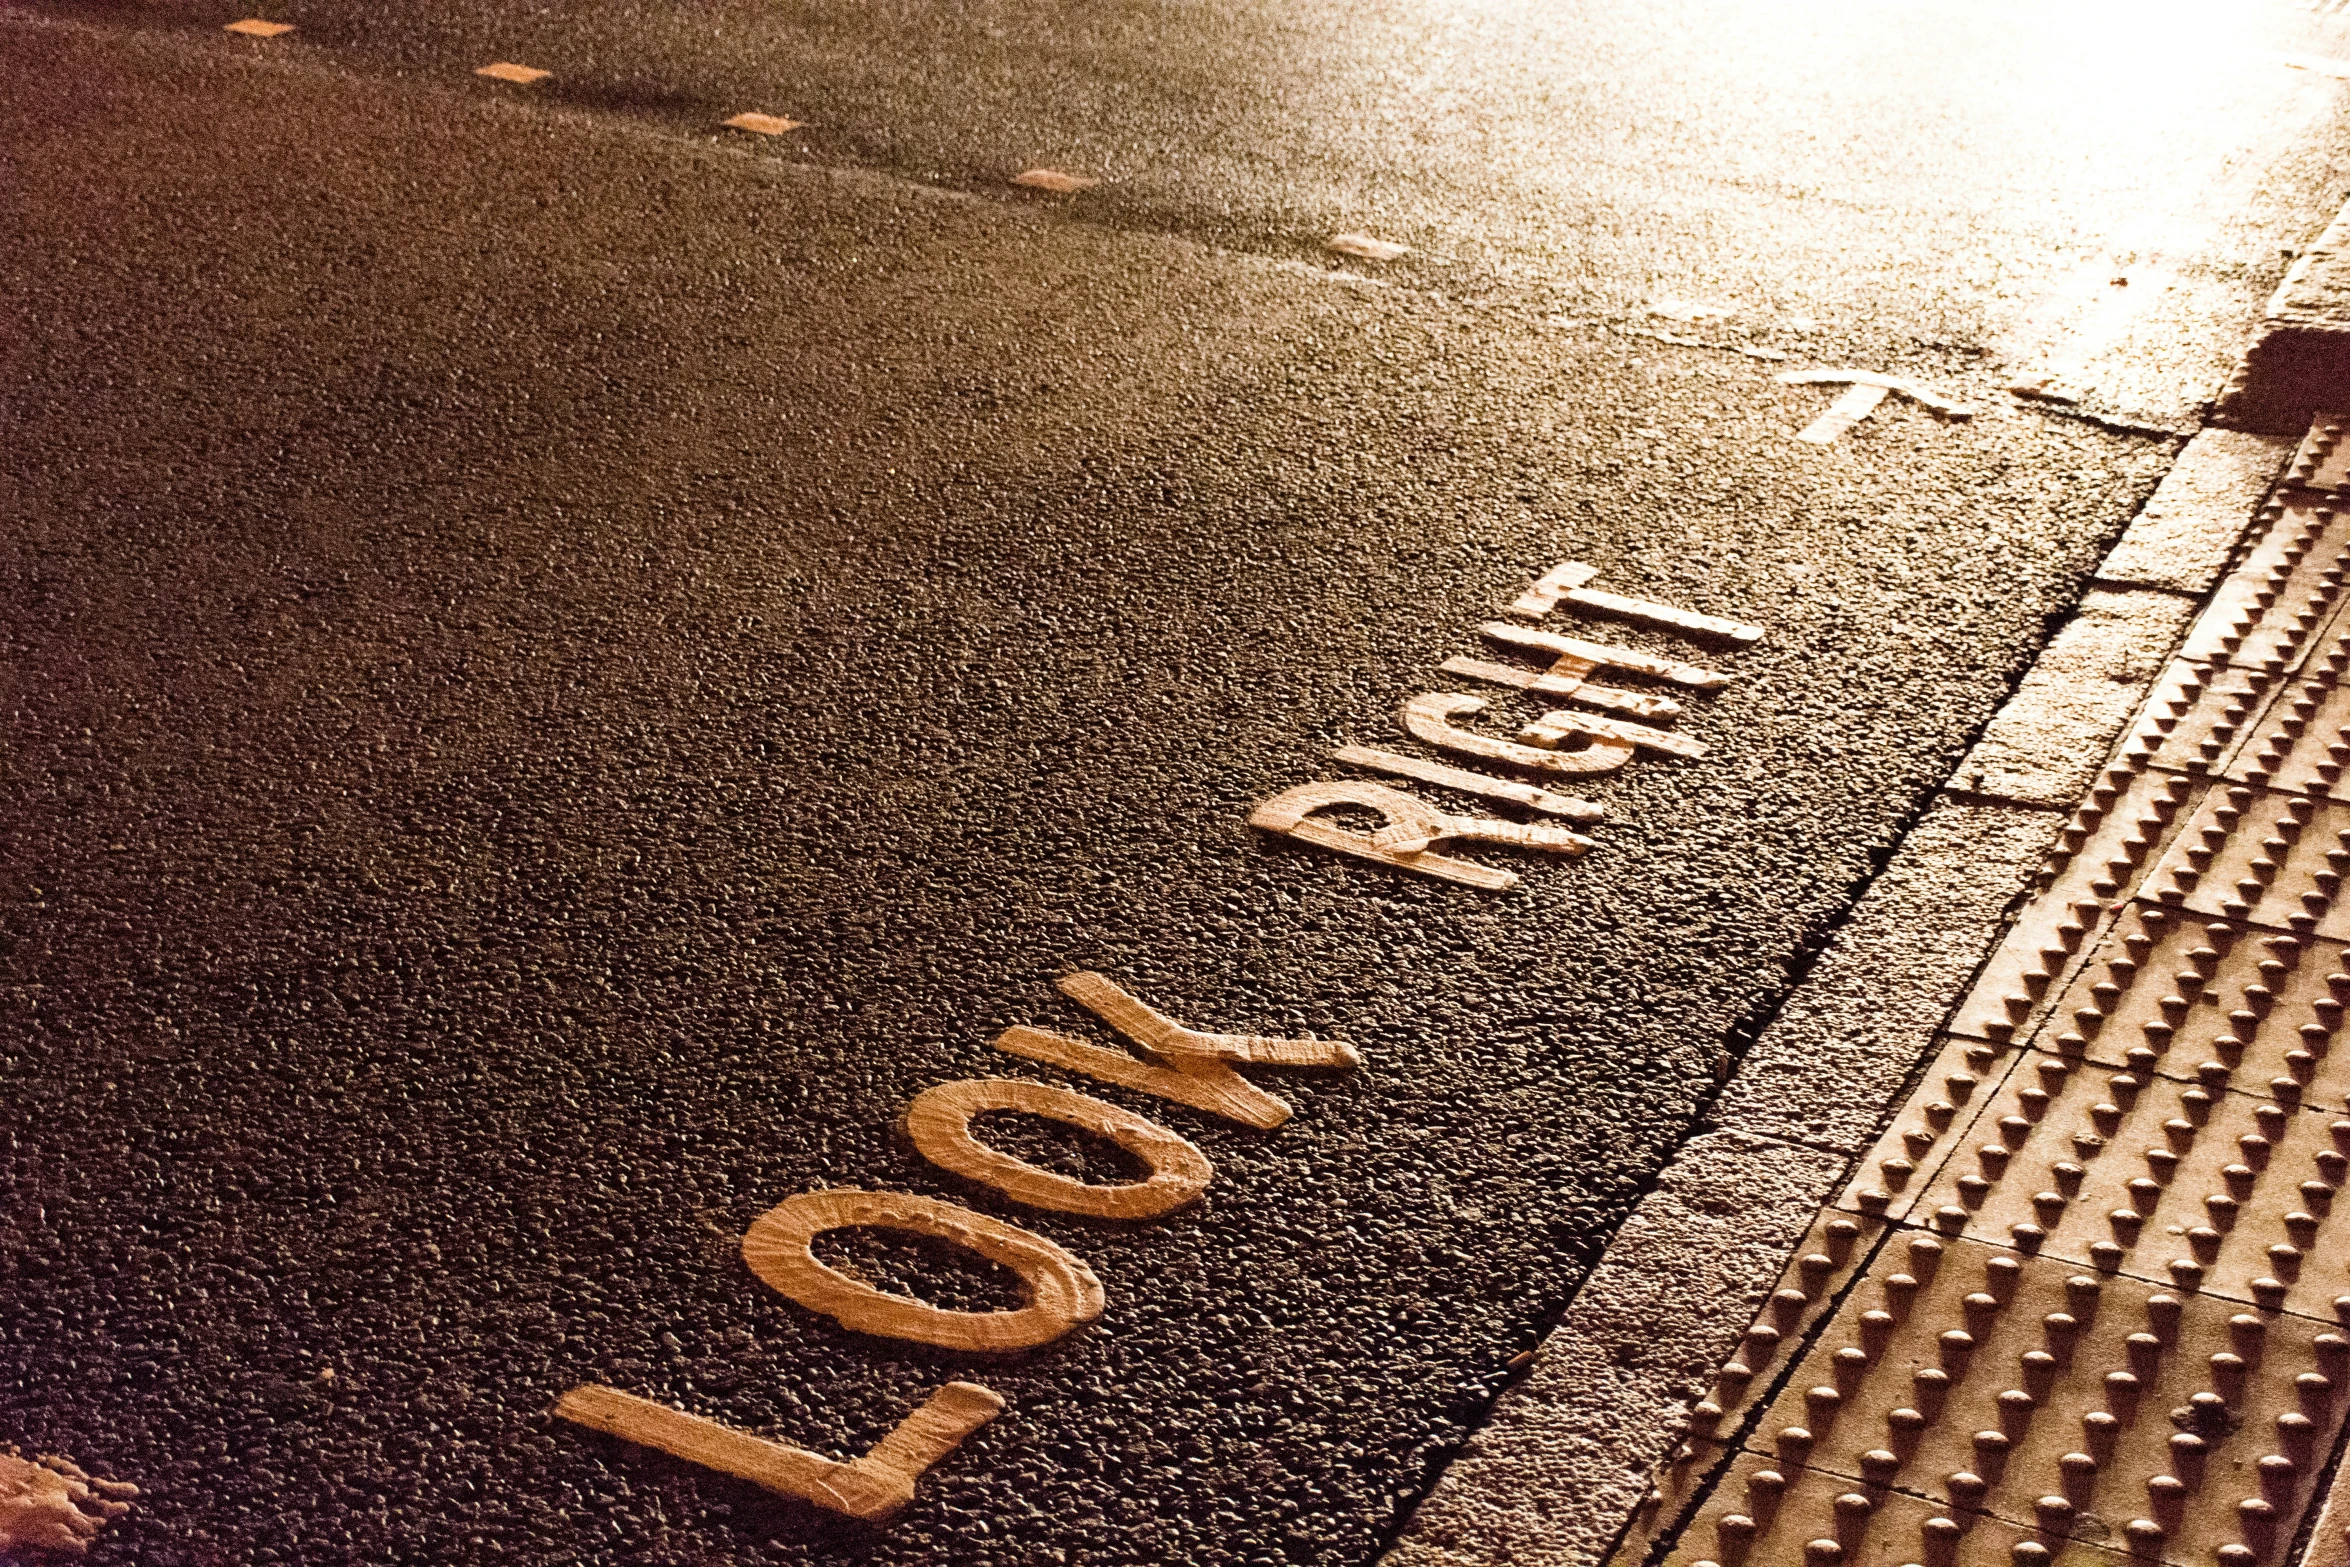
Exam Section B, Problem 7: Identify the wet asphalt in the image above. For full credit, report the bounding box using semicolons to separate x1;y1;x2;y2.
4;2;2350;1563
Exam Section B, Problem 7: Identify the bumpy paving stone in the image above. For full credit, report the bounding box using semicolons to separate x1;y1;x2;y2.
1617;448;2350;1567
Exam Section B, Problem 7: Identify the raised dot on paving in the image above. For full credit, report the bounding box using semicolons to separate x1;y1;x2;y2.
475;61;551;85
2284;414;2350;495
1327;232;1409;261
221;18;292;35
723;112;803;135
1942;768;2195;1047
1011;168;1097;193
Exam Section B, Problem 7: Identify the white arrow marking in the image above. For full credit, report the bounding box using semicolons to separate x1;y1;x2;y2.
1778;369;1974;443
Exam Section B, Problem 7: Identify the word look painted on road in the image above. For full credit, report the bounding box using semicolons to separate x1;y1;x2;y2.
554;974;1358;1522
1250;559;1764;888
548;557;1749;1530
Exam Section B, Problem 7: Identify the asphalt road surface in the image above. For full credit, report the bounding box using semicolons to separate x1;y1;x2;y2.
5;1;2350;1563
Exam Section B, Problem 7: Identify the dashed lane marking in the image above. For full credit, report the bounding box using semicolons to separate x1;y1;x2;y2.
722;112;803;135
475;61;552;85
1327;232;1409;261
1011;168;1098;193
221;18;292;36
1628;326;1791;362
1650;298;1737;324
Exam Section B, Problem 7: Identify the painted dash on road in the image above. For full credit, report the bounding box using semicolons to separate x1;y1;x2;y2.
722;112;803;135
1011;168;1098;193
1326;232;1408;261
221;18;293;36
475;61;552;84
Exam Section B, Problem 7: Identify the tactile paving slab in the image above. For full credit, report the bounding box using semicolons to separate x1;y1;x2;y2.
2283;420;2350;498
1615;1210;1893;1567
1912;1050;2350;1320
2148;785;2350;942
2230;678;2350;801
1663;1448;2134;1567
1843;1037;2021;1222
2120;661;2277;781
1949;769;2200;1047
1747;1233;2350;1566
1628;427;2350;1567
2035;904;2350;1115
2176;498;2350;680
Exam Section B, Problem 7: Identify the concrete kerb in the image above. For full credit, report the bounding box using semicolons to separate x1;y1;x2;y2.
2218;195;2350;437
1383;1131;1849;1567
2094;428;2299;595
1384;428;2298;1567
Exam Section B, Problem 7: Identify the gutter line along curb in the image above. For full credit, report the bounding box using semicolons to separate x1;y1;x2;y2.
1384;425;2302;1567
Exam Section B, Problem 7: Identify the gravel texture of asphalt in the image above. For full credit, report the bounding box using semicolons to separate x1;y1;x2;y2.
5;3;2350;1564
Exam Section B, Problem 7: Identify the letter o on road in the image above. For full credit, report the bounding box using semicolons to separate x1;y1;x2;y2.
906;1078;1213;1219
742;1189;1105;1351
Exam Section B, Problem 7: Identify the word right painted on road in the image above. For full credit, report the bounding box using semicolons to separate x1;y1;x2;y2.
1248;558;1764;889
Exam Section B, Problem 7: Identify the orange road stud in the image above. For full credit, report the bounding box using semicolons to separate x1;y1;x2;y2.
723;112;803;135
475;61;551;85
222;18;292;35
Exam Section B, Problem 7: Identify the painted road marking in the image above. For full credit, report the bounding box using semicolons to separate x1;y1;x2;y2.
221;18;292;36
722;112;803;135
1521;705;1707;761
1251;562;1756;889
1778;368;1975;443
1438;653;1680;719
560;972;1353;1513
742;1189;1106;1350
555;1382;1003;1523
1011;168;1097;193
1054;969;1355;1070
1649;298;1735;324
993;972;1358;1130
475;61;552;85
1627;325;1789;362
1327;233;1409;261
1401;691;1636;778
1332;743;1605;821
1248;778;1526;889
1794;380;1886;443
1367;804;1593;859
1477;621;1730;690
2276;53;2350;79
1510;559;1766;643
0;1451;135;1556
904;1078;1212;1219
